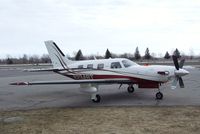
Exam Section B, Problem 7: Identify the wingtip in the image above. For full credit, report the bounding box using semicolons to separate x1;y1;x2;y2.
10;82;29;85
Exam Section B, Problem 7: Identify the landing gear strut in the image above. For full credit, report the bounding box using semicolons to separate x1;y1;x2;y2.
127;85;134;93
91;94;101;103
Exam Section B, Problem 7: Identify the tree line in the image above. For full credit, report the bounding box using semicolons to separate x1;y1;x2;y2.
0;47;196;64
0;54;51;64
75;47;183;61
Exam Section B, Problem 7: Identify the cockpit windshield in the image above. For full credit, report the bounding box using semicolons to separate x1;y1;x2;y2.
122;59;138;68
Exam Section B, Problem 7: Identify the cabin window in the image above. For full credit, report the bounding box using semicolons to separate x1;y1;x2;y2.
111;62;122;69
97;64;104;69
78;65;83;69
87;64;93;69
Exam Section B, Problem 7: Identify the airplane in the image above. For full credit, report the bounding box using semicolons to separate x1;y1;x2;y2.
10;41;189;103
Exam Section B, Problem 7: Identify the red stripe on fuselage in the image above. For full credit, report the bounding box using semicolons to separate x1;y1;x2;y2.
59;72;160;86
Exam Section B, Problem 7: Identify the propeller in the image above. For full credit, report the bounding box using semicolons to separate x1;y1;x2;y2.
172;55;180;70
179;77;184;88
171;55;188;89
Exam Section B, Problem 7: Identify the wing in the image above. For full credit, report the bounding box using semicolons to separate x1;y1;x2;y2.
23;68;62;72
10;78;132;85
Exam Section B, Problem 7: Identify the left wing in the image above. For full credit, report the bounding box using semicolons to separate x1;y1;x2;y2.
23;68;63;72
10;78;132;85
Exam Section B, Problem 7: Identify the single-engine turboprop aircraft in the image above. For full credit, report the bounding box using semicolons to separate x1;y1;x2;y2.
10;41;189;102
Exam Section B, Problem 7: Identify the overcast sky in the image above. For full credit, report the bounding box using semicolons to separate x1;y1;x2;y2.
1;0;200;58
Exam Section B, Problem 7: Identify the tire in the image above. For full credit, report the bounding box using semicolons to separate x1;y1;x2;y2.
127;86;134;93
92;94;101;103
156;92;163;100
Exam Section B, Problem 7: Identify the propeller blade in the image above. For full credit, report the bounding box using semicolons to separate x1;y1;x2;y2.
172;55;179;70
179;77;184;88
171;77;178;89
179;59;185;69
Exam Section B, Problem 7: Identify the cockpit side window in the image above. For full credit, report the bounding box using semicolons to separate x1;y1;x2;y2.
111;62;122;69
122;60;137;68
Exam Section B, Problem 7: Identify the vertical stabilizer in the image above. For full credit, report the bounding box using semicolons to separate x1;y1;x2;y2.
45;40;72;69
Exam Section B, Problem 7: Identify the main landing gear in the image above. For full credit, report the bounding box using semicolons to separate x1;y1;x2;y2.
91;94;101;103
127;85;134;93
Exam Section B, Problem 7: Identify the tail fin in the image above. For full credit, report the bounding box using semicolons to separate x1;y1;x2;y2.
45;40;72;69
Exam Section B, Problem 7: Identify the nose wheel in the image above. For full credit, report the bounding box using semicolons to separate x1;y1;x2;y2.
156;92;163;100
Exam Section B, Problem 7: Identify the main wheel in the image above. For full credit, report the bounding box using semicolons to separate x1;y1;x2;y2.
127;86;134;93
92;94;101;103
156;92;163;100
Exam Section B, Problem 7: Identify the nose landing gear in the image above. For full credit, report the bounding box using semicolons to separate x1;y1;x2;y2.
156;87;163;100
156;92;163;100
127;84;134;93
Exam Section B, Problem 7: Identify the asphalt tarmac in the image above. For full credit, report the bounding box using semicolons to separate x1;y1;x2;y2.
0;66;199;111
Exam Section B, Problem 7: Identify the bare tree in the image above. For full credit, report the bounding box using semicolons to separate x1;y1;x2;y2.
29;55;40;64
22;54;28;64
41;54;51;63
5;55;13;64
6;58;13;64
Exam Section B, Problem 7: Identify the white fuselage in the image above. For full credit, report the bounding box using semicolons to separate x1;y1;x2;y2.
59;58;187;85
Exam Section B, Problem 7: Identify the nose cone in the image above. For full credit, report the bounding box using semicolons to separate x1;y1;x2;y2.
184;70;189;75
175;69;189;77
